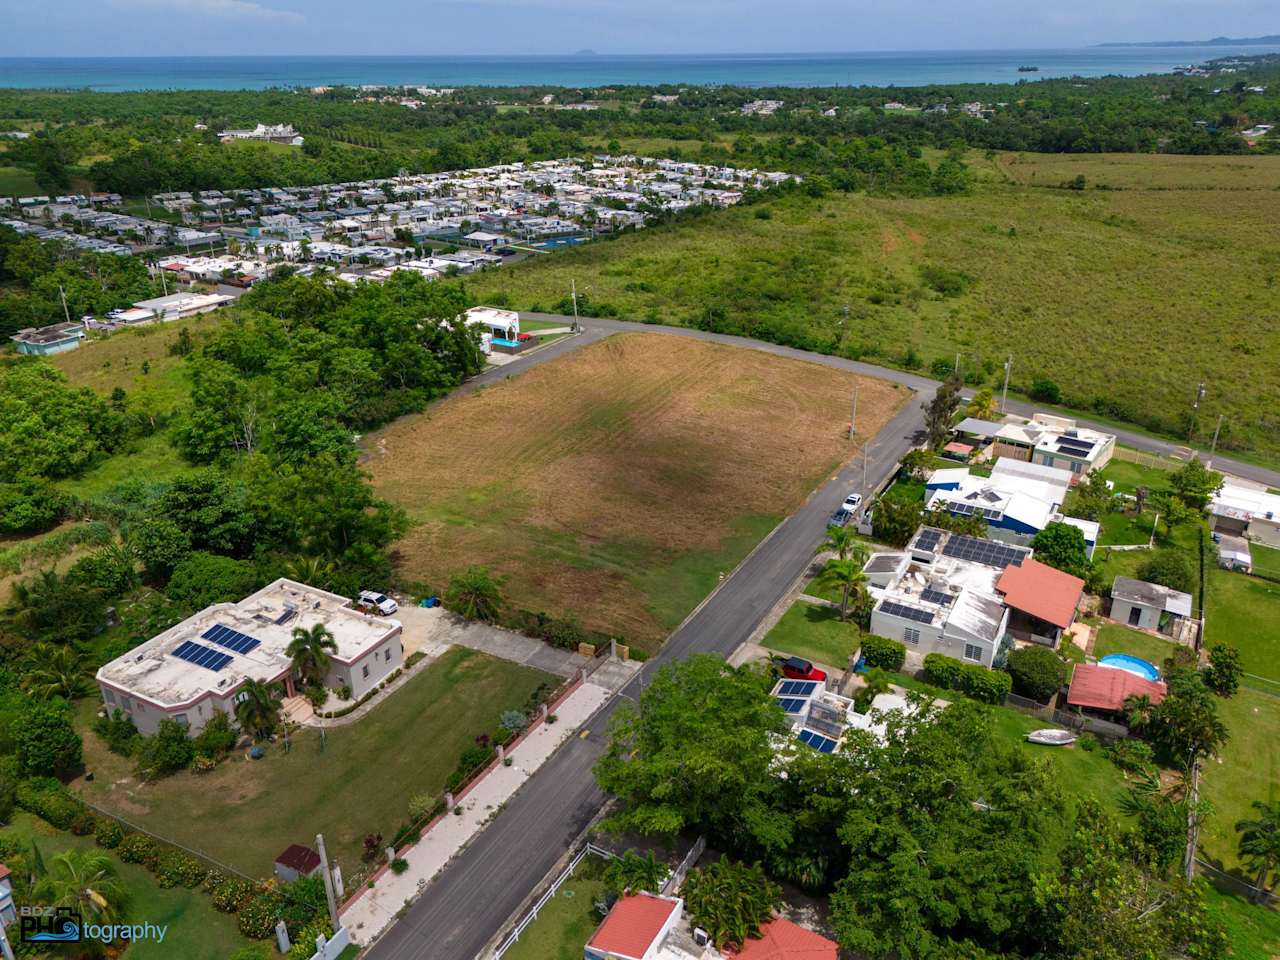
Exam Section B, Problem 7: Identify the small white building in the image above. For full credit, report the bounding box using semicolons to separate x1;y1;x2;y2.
464;306;520;342
96;579;402;735
1110;576;1193;633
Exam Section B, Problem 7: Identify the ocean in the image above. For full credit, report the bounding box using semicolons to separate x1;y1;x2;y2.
0;46;1274;92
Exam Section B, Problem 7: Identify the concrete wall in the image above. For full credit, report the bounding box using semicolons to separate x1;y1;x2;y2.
1110;598;1159;631
99;682;245;736
328;632;403;700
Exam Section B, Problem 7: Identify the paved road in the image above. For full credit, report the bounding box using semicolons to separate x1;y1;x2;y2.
364;310;1277;960
363;319;931;960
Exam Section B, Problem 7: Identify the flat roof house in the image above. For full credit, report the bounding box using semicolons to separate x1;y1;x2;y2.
464;306;520;341
96;579;402;735
954;414;1115;481
1211;479;1280;548
10;321;86;356
132;292;235;322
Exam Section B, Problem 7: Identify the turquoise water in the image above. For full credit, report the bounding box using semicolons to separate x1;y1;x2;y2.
0;47;1274;91
1099;653;1160;682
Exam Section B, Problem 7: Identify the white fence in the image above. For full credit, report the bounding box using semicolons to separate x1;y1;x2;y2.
490;842;616;959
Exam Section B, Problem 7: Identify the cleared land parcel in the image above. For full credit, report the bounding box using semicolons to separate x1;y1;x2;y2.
367;332;906;648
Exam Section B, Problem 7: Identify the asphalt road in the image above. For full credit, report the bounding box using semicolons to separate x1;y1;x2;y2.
363;318;931;960
364;312;1277;960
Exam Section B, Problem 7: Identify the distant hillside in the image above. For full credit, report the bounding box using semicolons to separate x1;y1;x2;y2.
1099;34;1280;47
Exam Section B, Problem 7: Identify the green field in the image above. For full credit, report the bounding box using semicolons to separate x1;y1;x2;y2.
1206;568;1280;684
75;648;553;876
0;164;38;196
762;601;861;669
1092;624;1180;668
1251;544;1280;581
502;855;608;960
2;812;251;960
463;151;1280;466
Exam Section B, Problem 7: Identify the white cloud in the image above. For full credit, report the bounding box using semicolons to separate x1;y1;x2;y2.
109;0;305;25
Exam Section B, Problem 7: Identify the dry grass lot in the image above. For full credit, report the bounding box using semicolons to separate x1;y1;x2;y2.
367;332;906;648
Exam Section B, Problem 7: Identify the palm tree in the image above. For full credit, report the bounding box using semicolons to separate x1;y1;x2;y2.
1237;800;1280;903
287;623;337;688
966;388;997;420
444;567;505;622
36;849;128;924
816;558;867;622
234;679;280;740
682;856;781;950
854;667;892;715
819;526;865;563
21;644;89;701
284;556;337;590
1123;693;1155;733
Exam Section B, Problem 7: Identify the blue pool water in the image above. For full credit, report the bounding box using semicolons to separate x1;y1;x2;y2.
492;337;521;348
1099;654;1160;682
533;237;588;250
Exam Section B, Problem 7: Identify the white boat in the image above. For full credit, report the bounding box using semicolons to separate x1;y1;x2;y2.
1025;729;1077;746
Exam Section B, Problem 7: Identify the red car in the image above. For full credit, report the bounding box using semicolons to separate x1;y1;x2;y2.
777;656;826;682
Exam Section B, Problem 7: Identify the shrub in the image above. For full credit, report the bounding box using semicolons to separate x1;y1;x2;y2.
1204;644;1242;698
923;653;1010;705
68;811;97;836
238;894;281;939
13;703;82;778
304;684;328;709
1029;377;1062;404
0;769;16;826
458;744;493;774
1137;549;1195;595
408;793;435;823
212;877;254;913
390;858;409;875
1105;738;1156;775
193;710;237;759
498;710;527;734
93;709;140;757
859;634;906;672
117;833;158;865
95;818;124;849
286;922;333;960
1005;645;1068;703
166;552;261;608
15;777;86;830
155;849;207;888
134;718;195;778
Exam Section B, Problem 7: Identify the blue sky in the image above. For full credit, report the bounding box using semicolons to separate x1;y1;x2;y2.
1;0;1277;57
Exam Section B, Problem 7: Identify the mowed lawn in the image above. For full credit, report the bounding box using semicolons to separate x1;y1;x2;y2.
2;812;251;960
502;855;608;960
75;648;553;876
1201;687;1280;877
1092;624;1180;669
366;332;907;650
462;151;1280;466
1207;568;1280;685
763;601;861;669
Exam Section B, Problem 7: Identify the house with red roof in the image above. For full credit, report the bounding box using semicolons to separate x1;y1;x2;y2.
585;892;684;960
995;557;1084;647
1067;662;1166;717
725;918;839;960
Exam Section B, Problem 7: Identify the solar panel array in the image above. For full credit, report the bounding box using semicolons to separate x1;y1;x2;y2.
201;623;261;655
941;535;1027;569
798;729;838;753
1055;436;1095;457
776;680;819;697
880;600;934;625
921;588;954;606
172;640;233;672
914;529;942;552
777;697;808;715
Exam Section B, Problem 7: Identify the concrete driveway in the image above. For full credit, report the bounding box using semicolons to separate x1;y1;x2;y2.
395;606;590;678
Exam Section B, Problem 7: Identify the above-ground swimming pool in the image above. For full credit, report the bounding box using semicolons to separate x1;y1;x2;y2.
1098;653;1160;682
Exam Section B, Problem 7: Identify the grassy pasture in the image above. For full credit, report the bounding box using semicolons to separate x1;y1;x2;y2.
462;151;1280;467
366;332;906;649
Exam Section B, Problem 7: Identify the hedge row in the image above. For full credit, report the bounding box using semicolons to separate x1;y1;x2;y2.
859;634;907;672
922;653;1012;705
320;667;404;719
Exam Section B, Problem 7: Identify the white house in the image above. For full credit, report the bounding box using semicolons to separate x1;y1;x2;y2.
96;579;402;735
1110;576;1193;633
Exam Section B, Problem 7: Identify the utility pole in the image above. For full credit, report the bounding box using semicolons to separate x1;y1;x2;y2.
570;278;580;332
1208;414;1224;467
849;384;858;439
1184;756;1201;882
58;284;72;325
1000;355;1012;415
315;833;341;931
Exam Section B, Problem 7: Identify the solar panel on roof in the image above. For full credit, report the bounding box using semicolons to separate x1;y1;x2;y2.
881;600;933;624
798;729;838;753
201;623;261;655
921;588;953;606
172;640;232;672
778;680;818;697
777;697;808;714
915;529;942;552
942;535;1027;568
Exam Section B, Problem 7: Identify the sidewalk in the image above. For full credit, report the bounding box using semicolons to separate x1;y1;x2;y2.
342;679;614;945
